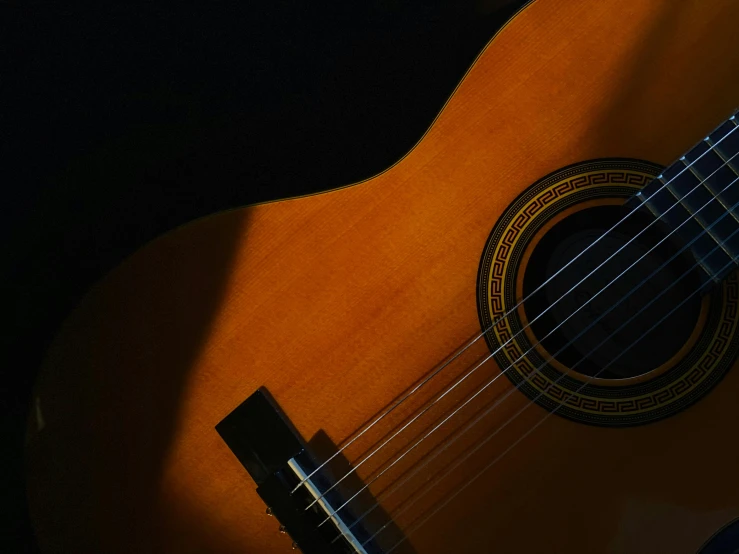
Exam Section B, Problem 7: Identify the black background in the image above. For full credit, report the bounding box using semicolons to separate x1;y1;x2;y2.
2;1;525;551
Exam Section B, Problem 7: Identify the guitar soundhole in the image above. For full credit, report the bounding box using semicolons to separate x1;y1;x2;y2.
522;204;703;379
699;518;739;553
478;159;739;425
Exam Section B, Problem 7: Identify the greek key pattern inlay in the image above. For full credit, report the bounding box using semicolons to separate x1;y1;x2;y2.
477;159;739;426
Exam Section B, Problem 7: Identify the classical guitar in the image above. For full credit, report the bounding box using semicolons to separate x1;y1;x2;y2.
26;0;739;552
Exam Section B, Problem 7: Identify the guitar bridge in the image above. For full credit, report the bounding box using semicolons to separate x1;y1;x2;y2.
216;389;410;553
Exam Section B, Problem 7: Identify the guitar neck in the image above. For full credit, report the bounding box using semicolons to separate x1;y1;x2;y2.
630;112;739;284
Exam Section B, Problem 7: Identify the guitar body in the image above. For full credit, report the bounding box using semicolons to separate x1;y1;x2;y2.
26;1;739;552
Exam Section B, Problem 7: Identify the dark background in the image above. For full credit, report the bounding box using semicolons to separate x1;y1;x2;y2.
2;1;525;551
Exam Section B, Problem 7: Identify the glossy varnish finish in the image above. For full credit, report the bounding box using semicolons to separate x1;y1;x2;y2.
26;1;739;552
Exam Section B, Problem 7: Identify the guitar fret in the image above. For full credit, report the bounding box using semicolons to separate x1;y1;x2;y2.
632;112;739;283
704;144;739;176
700;182;739;224
685;139;739;218
680;149;739;224
665;160;738;262
705;117;739;176
639;172;728;280
684;161;703;181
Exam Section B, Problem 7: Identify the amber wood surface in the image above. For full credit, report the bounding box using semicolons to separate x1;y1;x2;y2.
26;1;739;552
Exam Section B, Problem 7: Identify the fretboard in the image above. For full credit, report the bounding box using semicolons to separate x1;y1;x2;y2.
630;112;739;284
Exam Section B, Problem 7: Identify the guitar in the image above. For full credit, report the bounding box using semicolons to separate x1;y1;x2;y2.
25;0;739;552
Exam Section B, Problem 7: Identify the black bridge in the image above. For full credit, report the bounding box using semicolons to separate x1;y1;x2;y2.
216;389;410;553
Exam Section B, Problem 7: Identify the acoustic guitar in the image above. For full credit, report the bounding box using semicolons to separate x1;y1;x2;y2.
25;0;739;552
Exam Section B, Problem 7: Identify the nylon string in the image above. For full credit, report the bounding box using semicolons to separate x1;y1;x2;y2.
382;226;739;554
289;120;739;495
301;138;739;515
318;168;739;537
333;173;739;545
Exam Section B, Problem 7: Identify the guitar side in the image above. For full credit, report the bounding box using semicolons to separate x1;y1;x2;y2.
26;1;739;552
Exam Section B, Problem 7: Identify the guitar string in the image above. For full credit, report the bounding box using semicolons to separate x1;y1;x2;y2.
332;172;739;543
292;120;739;496
359;211;739;548
314;167;739;529
289;118;739;496
306;147;739;516
381;237;739;554
302;145;739;513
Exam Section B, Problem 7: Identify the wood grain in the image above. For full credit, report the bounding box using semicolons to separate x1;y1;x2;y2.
26;0;739;552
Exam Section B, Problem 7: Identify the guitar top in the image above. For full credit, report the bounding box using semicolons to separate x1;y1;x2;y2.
26;1;739;552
